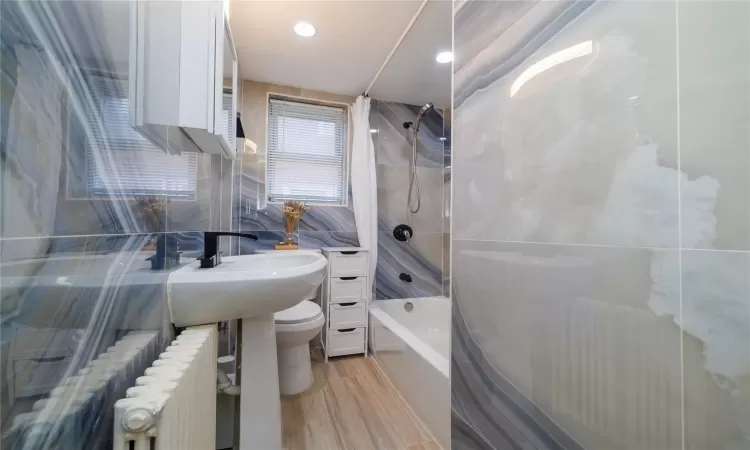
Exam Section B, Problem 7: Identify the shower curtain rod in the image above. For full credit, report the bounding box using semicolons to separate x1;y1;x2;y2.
363;0;430;96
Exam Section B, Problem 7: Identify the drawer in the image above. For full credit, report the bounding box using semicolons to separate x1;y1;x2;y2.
329;251;368;277
330;277;367;304
328;327;366;357
329;302;367;328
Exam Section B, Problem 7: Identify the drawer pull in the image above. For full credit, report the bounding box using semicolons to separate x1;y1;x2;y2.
337;302;357;307
340;251;359;255
337;328;356;333
339;276;358;281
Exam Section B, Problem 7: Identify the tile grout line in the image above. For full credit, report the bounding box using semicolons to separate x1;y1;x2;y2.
675;0;686;448
450;238;750;254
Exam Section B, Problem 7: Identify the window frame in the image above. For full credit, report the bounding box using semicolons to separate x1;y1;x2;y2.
264;92;350;207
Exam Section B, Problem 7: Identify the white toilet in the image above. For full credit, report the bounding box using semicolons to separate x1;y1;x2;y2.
274;295;325;395
256;248;326;395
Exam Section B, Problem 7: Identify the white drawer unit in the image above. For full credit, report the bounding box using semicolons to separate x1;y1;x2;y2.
329;251;369;277
321;248;370;361
327;328;367;357
330;277;367;303
329;302;368;328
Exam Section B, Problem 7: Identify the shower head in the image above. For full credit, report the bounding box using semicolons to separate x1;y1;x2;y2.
418;102;435;117
414;102;435;133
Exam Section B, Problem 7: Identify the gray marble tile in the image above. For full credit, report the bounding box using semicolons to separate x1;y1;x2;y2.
237;230;286;255
452;239;682;449
299;205;357;233
453;0;679;248
299;231;359;249
375;225;442;300
680;250;750;450
678;1;750;251
377;164;444;235
371;100;444;168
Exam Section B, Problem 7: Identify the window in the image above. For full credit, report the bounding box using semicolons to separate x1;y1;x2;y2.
267;97;347;205
83;76;197;200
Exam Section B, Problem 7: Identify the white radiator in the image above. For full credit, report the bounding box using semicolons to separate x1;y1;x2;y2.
6;330;160;448
113;325;217;450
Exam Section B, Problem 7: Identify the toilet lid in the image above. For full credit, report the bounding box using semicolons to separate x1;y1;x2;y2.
274;301;322;324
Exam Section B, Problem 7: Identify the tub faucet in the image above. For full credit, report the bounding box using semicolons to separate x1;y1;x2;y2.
200;232;258;268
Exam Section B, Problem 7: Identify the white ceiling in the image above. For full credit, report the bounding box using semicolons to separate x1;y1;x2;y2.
230;0;422;97
368;0;452;108
229;0;451;107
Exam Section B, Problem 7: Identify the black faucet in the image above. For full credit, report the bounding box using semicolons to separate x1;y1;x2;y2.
200;232;258;268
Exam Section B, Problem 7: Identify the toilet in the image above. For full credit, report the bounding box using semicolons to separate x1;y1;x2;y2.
258;249;326;396
274;295;325;395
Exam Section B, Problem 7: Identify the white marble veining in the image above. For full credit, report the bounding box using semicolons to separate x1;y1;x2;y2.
452;1;750;449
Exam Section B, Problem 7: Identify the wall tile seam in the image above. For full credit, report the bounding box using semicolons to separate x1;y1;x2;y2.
450;238;750;254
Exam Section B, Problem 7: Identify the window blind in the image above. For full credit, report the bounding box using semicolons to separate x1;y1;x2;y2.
222;92;234;144
267;98;347;204
84;76;197;199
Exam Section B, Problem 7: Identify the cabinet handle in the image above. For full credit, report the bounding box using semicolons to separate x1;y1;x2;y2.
338;302;357;307
339;276;358;281
337;328;356;333
340;251;359;255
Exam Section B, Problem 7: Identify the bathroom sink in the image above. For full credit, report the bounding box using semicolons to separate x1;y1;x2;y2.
167;252;328;327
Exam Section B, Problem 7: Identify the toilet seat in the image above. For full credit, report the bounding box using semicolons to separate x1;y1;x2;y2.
274;301;322;324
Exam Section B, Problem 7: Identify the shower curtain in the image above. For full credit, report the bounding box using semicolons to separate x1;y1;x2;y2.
350;95;378;296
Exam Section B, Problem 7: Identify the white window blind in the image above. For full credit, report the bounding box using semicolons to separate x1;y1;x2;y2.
267;98;347;204
84;76;197;199
222;91;234;144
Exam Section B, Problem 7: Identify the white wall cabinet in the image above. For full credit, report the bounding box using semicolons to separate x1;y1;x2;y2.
129;0;238;159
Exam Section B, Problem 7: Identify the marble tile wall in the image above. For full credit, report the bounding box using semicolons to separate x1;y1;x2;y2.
370;100;447;300
232;80;360;254
0;2;234;447
452;1;750;449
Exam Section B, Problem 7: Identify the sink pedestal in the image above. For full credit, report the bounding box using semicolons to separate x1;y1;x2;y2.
239;314;282;450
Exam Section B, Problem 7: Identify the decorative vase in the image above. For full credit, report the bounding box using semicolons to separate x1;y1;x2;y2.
275;201;309;250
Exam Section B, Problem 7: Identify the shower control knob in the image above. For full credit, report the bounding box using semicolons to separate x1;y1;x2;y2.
393;224;413;242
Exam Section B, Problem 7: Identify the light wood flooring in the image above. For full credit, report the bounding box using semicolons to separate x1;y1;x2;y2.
281;353;441;450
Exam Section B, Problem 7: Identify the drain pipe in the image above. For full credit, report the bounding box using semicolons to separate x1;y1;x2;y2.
217;369;240;396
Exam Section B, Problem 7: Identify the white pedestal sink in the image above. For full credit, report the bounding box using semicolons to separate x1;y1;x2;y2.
167;252;328;450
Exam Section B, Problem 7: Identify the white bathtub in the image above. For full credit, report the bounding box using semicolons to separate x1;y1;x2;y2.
369;297;450;449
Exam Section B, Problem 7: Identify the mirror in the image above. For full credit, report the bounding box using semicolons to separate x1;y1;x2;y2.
222;16;236;146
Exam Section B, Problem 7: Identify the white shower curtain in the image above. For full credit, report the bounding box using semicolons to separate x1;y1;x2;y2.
350;96;378;297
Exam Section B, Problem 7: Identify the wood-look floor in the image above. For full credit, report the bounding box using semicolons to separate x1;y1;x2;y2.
281;353;441;450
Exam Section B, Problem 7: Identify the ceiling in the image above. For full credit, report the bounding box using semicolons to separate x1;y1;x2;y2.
368;0;452;108
230;0;451;107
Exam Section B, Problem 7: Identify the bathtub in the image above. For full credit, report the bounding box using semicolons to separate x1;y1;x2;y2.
369;297;450;449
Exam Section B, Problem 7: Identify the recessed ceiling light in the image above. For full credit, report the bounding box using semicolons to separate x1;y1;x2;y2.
436;51;453;64
439;137;447;141
294;21;316;37
370;129;378;133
